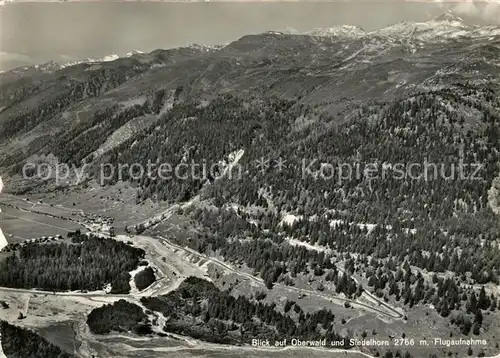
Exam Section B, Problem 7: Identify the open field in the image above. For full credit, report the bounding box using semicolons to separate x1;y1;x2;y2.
23;181;171;229
37;321;80;355
0;183;171;243
0;204;83;242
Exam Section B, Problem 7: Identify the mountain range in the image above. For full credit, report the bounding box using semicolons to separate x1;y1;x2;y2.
1;14;499;183
1;11;500;358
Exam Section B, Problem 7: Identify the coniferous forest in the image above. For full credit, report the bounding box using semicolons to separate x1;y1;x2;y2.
0;321;74;358
1;18;500;358
0;232;145;293
87;299;151;335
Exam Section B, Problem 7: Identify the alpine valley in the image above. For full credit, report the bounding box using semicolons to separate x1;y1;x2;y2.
0;12;500;358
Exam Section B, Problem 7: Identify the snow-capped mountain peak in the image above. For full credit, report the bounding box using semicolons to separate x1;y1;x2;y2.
433;10;465;24
288;10;498;43
306;25;366;39
125;50;145;57
58;51;145;69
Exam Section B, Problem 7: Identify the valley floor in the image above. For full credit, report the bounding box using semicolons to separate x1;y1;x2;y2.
1;192;499;358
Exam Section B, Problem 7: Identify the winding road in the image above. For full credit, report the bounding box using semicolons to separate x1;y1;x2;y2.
0;194;403;320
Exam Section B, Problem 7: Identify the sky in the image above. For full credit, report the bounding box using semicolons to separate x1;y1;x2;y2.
1;1;499;71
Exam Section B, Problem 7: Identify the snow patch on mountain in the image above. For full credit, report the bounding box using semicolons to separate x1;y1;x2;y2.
290;11;499;43
187;44;225;52
57;45;220;71
433;9;465;24
100;54;120;62
280;214;303;226
59;50;145;69
219;149;245;177
374;17;500;42
126;50;144;57
285;25;366;39
306;25;366;39
0;222;5;252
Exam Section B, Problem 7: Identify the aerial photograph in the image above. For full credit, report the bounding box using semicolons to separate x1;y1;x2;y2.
0;1;499;357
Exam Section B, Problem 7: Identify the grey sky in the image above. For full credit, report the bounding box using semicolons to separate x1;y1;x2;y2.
1;2;499;71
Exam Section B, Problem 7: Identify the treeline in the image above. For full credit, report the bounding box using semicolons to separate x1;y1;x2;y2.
140;277;349;346
87;299;152;335
0;232;145;293
0;321;74;358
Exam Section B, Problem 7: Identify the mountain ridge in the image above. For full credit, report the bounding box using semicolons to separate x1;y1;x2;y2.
0;11;500;358
2;11;499;76
0;15;499;183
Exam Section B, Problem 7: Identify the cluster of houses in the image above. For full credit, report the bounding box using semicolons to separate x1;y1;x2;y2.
0;234;64;253
82;214;115;236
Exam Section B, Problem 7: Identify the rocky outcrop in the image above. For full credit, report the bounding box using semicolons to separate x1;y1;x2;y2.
488;172;500;216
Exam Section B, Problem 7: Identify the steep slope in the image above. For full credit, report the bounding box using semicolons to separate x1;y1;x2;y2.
1;16;500;358
0;16;499;182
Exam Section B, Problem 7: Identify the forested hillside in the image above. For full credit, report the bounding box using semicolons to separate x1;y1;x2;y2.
87;277;347;346
120;83;499;335
142;277;346;345
1;17;499;358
